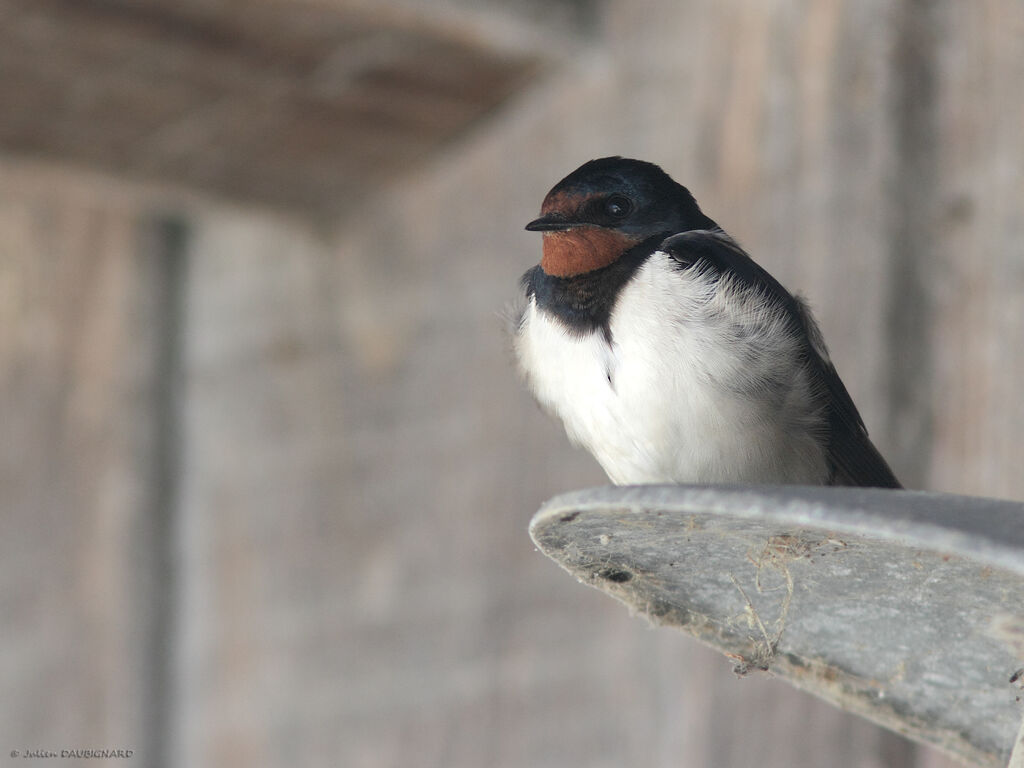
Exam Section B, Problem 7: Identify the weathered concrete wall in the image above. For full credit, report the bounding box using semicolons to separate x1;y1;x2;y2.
0;173;164;761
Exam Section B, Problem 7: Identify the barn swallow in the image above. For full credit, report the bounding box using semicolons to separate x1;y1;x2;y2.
514;156;901;488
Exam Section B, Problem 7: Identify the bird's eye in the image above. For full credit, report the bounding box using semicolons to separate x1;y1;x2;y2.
604;195;633;218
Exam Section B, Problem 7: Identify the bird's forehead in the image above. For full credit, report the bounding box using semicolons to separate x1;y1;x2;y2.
540;188;589;214
540;173;639;213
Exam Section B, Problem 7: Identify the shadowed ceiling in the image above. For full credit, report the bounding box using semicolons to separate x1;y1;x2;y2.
0;0;601;212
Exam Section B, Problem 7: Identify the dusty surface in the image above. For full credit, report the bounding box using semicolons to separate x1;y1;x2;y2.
531;485;1024;767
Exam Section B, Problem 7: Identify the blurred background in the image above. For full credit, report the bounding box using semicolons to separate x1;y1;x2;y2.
2;0;1023;766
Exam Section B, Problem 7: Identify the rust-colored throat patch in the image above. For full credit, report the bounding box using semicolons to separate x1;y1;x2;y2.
541;228;640;277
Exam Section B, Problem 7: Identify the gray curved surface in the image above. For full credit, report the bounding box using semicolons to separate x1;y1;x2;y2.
529;485;1024;767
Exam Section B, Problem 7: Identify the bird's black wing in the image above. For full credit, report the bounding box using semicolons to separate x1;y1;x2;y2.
660;230;901;489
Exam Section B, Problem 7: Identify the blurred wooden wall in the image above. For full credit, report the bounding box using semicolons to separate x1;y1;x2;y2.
2;1;1023;767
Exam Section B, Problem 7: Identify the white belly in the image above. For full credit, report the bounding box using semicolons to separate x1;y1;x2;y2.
514;254;828;485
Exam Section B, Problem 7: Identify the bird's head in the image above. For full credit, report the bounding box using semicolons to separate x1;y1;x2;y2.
525;156;715;277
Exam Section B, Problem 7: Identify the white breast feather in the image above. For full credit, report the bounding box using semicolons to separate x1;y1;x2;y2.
514;252;828;485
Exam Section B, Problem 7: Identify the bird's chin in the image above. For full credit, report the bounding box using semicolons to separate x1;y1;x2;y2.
540;229;634;278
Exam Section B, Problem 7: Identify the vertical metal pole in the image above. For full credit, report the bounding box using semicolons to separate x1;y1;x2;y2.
885;0;940;489
143;215;190;768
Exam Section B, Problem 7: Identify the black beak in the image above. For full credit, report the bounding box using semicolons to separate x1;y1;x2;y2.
525;213;580;232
